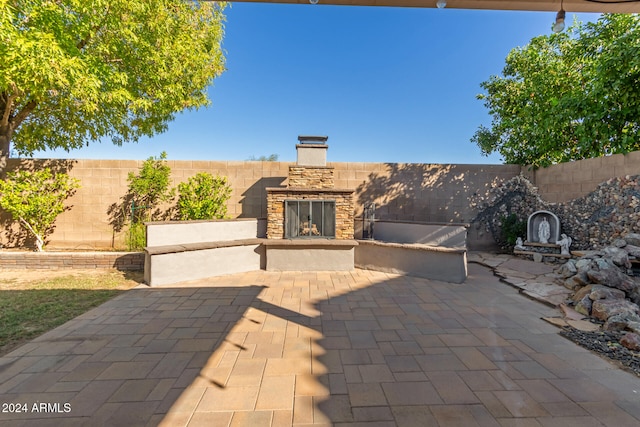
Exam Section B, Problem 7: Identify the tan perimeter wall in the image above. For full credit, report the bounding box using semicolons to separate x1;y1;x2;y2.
524;150;640;203
3;150;639;251
0;158;522;250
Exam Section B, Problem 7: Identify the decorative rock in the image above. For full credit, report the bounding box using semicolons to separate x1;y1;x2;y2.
571;284;593;303
620;333;640;351
473;175;640;252
624;244;640;258
629;286;640;306
588;285;626;301
575;258;593;272
591;299;640;322
603;312;640;332
603;247;631;269
574;295;593;316
578;252;604;260
612;238;628;248
563;275;588;290
626;321;640;334
557;260;577;279
586;268;637;293
623;233;640;246
594;257;615;271
603;314;629;332
533;253;543;263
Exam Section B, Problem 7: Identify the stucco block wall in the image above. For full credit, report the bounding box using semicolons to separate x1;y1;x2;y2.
0;158;522;250
6;150;638;251
527;151;640;203
0;158;291;250
335;162;522;222
371;221;468;249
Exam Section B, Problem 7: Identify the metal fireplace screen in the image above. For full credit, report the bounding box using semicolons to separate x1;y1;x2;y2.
285;200;336;238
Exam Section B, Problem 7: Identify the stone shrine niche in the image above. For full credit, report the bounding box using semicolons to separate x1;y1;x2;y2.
527;210;560;244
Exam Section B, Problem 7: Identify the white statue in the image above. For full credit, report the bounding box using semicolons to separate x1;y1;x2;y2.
538;217;550;244
514;237;524;250
557;233;572;255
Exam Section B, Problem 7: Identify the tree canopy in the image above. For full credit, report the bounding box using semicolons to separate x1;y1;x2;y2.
472;14;640;168
0;0;226;169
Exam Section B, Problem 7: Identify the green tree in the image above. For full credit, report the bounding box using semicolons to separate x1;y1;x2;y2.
176;172;231;220
126;151;174;223
0;168;80;251
0;0;226;171
472;14;640;168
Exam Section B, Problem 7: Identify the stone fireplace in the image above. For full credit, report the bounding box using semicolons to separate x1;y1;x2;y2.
264;136;357;271
266;136;355;240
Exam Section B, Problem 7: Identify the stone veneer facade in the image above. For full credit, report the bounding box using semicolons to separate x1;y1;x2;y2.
287;166;335;189
267;165;355;239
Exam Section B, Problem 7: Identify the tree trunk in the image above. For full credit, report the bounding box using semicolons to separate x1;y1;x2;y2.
0;131;10;177
19;217;44;252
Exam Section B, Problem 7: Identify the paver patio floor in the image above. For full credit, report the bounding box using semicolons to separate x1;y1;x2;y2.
1;262;639;426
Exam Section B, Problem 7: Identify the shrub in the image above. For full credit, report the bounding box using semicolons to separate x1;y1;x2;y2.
500;213;527;247
176;172;231;220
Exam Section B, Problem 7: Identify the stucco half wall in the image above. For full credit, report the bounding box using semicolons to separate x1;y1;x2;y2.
263;239;358;272
355;240;467;284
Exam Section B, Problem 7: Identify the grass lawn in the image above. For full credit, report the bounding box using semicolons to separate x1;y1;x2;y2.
0;270;142;357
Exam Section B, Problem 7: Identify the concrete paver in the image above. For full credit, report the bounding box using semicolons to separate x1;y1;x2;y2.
1;255;639;426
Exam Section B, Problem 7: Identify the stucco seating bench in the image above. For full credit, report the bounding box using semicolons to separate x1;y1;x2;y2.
355;240;467;283
144;238;266;286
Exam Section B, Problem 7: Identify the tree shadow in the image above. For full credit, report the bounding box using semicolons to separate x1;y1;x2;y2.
0;284;268;424
355;163;510;225
238;176;286;219
107;189;175;243
1;267;621;425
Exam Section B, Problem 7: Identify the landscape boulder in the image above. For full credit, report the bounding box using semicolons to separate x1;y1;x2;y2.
591;299;640;322
624;244;640;258
586;267;637;293
574;295;593;317
558;260;578;279
602;247;631;269
588;285;626;301
603;312;640;332
620;333;640;351
623;233;640;247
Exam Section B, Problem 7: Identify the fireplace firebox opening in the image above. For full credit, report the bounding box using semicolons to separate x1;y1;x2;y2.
285;200;336;239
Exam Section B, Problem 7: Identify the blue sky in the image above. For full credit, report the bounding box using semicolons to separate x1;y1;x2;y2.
34;3;600;164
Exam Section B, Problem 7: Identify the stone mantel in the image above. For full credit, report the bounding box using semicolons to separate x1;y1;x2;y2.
265;187;355;194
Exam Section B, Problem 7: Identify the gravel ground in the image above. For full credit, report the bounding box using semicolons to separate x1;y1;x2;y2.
560;327;640;378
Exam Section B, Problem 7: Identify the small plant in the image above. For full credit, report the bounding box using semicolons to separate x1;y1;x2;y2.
126;221;147;251
0;168;80;251
176;172;231;220
500;213;527;247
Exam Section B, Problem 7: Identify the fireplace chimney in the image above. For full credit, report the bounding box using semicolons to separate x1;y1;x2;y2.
296;135;328;167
